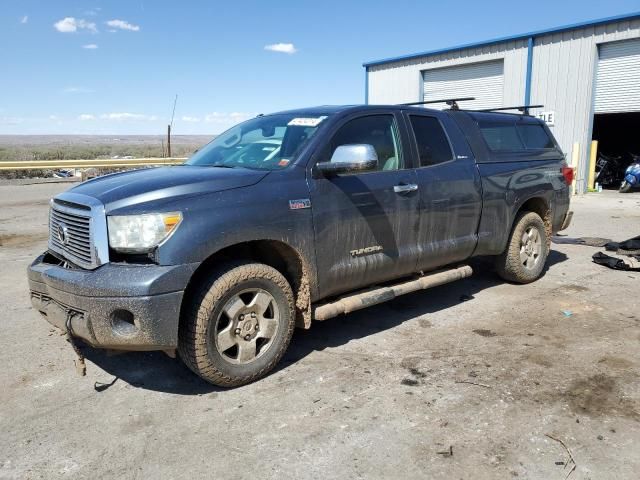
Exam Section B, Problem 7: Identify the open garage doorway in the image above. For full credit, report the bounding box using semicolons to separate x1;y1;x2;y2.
592;112;640;189
592;38;640;189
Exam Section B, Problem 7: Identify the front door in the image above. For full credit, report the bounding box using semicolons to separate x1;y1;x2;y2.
308;113;420;299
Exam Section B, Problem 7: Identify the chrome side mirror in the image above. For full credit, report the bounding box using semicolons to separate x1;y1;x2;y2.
316;144;378;175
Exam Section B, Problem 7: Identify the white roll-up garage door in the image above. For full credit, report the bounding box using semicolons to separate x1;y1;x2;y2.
422;60;504;110
595;38;640;114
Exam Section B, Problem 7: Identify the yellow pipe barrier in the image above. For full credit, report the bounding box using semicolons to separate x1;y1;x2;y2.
0;158;186;170
571;142;580;195
588;140;598;191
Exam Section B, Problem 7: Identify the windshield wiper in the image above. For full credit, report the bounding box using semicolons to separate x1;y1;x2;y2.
207;164;236;168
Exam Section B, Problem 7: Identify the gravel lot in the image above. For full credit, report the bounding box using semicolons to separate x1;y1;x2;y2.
1;182;639;479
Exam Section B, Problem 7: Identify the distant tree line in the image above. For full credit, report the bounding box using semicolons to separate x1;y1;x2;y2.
0;141;208;180
0;143;202;162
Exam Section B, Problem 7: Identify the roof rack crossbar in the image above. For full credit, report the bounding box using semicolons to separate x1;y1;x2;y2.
477;104;544;114
401;97;476;110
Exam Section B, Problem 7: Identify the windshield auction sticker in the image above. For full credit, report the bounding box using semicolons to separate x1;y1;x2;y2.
288;116;327;127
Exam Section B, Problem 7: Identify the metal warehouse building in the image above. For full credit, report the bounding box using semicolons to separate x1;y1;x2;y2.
364;12;640;193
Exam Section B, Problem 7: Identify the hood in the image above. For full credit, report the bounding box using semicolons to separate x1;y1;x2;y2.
69;165;269;210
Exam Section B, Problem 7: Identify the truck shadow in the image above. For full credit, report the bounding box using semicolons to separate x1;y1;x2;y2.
82;348;218;395
82;250;567;395
282;251;567;367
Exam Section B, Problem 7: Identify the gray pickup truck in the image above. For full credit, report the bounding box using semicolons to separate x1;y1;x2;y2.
28;104;573;386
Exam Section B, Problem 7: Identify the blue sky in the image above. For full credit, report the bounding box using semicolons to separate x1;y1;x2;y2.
1;0;639;135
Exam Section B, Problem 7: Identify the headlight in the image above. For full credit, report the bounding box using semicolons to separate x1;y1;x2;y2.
107;212;182;253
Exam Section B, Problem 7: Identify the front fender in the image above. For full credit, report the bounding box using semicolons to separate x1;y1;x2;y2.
153;170;319;296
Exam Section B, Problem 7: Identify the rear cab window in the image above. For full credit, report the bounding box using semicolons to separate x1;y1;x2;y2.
517;124;555;149
478;117;556;152
408;115;454;167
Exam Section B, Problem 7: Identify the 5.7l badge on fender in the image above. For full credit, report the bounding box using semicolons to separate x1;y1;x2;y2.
289;199;311;210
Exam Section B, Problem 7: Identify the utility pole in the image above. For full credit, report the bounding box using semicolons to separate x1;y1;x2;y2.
167;94;178;158
167;124;171;158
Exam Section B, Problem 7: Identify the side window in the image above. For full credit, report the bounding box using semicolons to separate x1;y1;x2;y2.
409;115;454;167
517;124;555;149
329;115;402;171
478;122;524;151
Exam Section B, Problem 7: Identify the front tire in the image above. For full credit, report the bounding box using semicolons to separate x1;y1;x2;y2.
619;180;632;193
495;211;548;284
178;262;295;387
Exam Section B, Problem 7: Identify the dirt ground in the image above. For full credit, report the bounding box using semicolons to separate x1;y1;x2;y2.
0;182;639;479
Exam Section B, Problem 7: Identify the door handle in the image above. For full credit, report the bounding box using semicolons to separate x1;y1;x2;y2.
393;183;419;193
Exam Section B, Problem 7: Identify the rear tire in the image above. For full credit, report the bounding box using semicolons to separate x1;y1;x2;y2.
619;181;632;193
178;262;295;387
495;211;548;284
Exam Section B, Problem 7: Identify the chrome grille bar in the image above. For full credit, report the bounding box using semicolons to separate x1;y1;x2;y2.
47;192;109;270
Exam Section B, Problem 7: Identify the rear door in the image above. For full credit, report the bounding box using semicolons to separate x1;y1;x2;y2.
402;110;483;271
308;112;421;298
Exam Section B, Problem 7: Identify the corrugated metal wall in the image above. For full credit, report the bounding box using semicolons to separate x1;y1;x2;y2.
367;18;640;193
368;39;529;107
528;19;640;192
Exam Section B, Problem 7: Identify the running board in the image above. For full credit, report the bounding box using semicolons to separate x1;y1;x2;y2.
313;265;473;321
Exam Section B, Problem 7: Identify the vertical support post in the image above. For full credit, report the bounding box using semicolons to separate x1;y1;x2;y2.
571;142;580;195
364;67;369;105
588;140;598;191
524;36;534;107
167;124;172;158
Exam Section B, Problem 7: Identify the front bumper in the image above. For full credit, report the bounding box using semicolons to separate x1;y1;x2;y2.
28;253;198;350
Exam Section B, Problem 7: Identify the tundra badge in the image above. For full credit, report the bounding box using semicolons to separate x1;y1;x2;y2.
350;246;383;257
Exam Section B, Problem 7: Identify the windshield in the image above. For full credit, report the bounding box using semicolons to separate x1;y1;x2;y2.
186;113;330;170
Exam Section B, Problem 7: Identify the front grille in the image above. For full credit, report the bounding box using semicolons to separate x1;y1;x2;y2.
49;203;93;268
46;193;109;270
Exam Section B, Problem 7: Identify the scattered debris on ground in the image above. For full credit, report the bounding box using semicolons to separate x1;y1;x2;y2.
593;235;640;271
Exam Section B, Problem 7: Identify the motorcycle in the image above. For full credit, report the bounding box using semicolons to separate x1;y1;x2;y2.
619;153;640;193
595;152;625;188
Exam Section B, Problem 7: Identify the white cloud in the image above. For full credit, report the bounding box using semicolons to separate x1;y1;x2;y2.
84;7;101;16
21;15;28;24
49;115;64;125
100;113;158;121
82;44;98;49
0;116;24;125
181;116;201;123
54;17;97;33
78;114;95;121
63;86;94;93
105;19;140;32
264;43;297;54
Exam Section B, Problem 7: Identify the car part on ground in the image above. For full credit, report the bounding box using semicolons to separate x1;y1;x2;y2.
592;235;640;271
551;236;612;247
593;252;640;271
